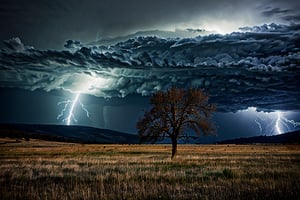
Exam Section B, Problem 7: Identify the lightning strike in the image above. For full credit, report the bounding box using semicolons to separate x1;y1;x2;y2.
57;93;90;125
274;111;300;135
66;93;80;125
282;117;300;127
242;107;300;135
255;119;263;134
275;112;282;134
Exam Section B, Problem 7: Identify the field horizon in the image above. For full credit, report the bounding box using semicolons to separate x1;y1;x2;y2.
1;123;300;145
1;138;300;199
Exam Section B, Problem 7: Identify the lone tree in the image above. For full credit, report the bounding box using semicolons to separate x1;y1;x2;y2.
137;87;216;158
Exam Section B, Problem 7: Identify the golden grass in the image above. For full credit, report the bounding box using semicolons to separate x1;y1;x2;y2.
1;138;300;199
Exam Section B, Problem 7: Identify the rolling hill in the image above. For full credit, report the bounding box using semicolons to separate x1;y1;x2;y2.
0;123;138;144
1;123;299;145
218;130;300;144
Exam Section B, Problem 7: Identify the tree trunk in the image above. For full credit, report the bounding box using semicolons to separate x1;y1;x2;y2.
171;137;177;159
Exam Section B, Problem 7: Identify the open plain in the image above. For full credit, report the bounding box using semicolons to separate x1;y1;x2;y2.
0;138;299;199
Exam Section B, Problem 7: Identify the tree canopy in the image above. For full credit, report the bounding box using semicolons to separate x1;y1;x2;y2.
137;87;216;158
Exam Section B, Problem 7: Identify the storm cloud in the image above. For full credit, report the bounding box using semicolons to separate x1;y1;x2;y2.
0;23;299;112
1;0;299;49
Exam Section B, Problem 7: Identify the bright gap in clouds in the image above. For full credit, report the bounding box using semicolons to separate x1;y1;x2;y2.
189;10;262;35
201;21;240;34
69;73;113;94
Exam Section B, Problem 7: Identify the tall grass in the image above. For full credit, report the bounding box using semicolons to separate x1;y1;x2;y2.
1;139;300;199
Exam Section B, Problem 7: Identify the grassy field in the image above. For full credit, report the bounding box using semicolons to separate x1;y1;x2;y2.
0;138;300;199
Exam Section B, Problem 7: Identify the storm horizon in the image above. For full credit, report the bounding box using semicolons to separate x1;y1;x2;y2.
0;0;300;141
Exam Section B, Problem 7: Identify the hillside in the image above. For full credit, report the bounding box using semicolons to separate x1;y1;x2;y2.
218;130;300;144
2;123;299;145
0;123;138;144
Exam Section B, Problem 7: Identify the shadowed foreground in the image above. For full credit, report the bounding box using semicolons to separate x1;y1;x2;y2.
0;138;299;199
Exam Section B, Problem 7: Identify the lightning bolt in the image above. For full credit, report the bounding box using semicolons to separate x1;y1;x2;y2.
66;93;80;125
243;107;300;135
254;114;269;134
282;117;300;127
275;112;282;134
274;112;300;135
255;119;263;134
57;93;90;125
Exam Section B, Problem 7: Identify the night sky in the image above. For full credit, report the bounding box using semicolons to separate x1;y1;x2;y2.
0;0;300;141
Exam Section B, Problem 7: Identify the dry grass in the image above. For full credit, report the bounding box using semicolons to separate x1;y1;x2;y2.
1;138;300;199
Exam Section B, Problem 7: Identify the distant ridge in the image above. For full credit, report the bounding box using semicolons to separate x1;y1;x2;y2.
218;130;300;144
0;123;138;144
2;123;299;145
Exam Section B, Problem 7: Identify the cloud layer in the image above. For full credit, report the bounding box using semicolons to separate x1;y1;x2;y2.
1;0;299;49
0;24;299;112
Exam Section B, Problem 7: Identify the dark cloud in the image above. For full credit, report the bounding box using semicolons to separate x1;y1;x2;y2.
282;15;300;23
1;0;299;49
262;7;300;23
262;8;292;17
3;37;26;52
0;23;299;112
3;37;34;52
64;40;83;50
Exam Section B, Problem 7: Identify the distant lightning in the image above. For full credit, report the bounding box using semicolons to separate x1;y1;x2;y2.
66;93;80;125
255;119;263;134
274;111;300;135
56;74;111;125
282;117;300;127
275;112;282;134
242;107;300;135
57;93;90;125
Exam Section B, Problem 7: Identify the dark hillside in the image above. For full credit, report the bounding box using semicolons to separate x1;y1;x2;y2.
0;123;138;144
218;130;300;144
